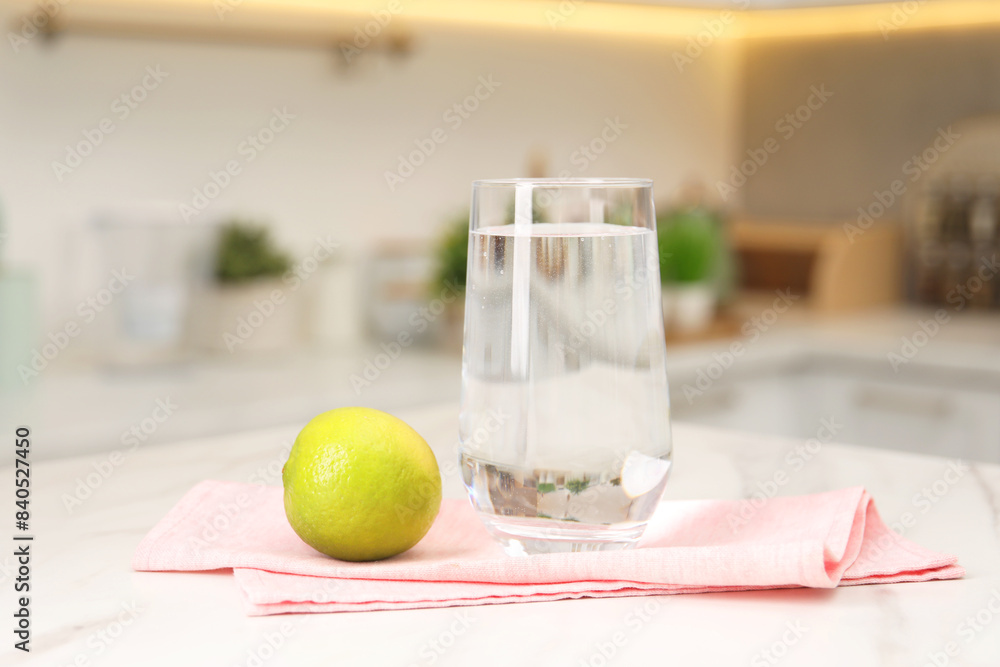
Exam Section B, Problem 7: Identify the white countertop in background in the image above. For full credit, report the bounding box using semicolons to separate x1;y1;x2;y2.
6;306;1000;463
4;402;1000;666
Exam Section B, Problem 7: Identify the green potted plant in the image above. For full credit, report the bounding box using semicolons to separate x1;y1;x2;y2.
430;199;551;348
431;197;545;298
430;213;469;349
214;222;292;285
431;213;468;297
657;206;724;333
195;220;298;353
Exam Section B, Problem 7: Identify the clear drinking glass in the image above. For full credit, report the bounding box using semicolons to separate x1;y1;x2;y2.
459;178;672;555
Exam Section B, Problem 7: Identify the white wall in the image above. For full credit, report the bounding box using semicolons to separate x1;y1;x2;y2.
0;13;740;338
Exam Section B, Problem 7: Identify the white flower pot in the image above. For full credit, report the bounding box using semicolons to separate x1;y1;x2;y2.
188;279;301;353
441;297;465;352
660;288;673;331
664;283;716;334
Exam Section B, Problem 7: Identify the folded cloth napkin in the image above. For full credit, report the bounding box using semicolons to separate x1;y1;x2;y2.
133;481;963;615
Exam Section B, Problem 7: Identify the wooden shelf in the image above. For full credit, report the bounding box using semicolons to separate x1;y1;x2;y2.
731;218;902;314
664;311;744;346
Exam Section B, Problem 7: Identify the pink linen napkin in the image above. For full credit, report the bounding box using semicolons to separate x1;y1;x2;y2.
132;481;963;615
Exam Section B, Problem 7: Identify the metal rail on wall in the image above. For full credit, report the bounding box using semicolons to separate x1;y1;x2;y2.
9;0;414;62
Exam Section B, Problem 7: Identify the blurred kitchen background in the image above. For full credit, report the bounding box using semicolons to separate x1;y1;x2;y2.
1;0;998;463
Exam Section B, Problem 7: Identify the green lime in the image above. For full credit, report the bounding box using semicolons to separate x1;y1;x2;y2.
282;407;442;561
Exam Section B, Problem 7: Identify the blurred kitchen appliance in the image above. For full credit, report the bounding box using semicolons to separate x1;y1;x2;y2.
730;218;902;313
92;203;216;365
365;239;438;344
904;116;1000;309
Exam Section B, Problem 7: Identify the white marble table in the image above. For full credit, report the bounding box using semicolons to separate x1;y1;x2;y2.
4;402;1000;666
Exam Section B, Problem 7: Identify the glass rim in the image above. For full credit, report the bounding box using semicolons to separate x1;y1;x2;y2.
473;177;652;188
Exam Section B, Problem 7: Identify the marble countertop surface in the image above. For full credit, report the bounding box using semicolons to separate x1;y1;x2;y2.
4;402;1000;666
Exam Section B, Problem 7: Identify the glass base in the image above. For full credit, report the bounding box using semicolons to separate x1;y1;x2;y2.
478;513;646;556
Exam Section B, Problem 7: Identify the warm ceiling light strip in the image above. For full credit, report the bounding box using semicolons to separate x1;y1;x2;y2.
277;0;721;37
29;0;1000;42
50;0;724;40
741;0;1000;40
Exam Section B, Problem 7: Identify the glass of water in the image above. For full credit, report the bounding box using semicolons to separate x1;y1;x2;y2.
459;178;672;555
